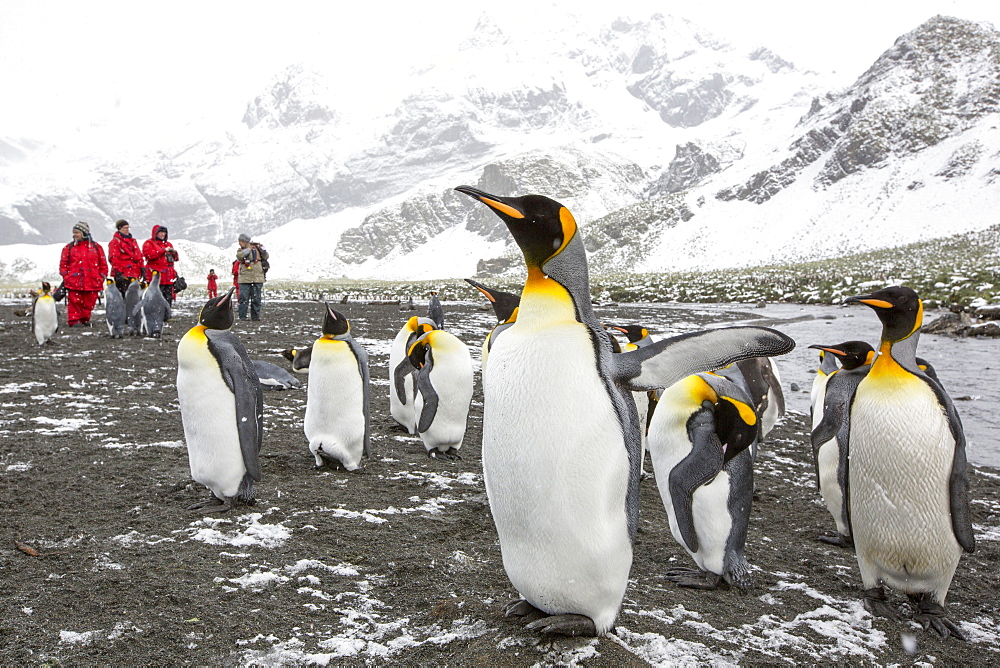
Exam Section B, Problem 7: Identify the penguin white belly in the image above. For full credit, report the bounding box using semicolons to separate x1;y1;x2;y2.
177;334;246;499
810;373;832;431
816;436;847;535
389;331;416;433
849;376;961;601
689;472;734;574
305;339;365;470
483;323;630;633
416;357;473;452
34;297;58;344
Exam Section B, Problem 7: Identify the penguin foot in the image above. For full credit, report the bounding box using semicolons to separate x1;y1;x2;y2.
504;598;544;620
911;594;967;641
862;587;901;621
443;447;462;460
817;533;854;548
525;614;598;637
666;568;725;590
186;496;231;514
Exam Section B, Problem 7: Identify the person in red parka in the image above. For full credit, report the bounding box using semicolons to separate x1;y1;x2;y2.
59;221;108;327
206;269;219;298
142;224;179;305
107;218;143;297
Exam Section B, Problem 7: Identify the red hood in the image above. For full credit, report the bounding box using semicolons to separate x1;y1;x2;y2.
150;225;168;241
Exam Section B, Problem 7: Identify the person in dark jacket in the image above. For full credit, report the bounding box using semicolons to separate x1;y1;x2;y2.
59;221;108;327
107;219;143;297
142;225;179;305
236;233;268;321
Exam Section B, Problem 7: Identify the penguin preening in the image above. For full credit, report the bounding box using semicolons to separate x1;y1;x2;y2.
456;185;794;636
176;288;263;513
407;328;474;459
389;316;437;434
31;282;58;345
807;341;876;548
844;286;974;640
646;371;759;589
304;305;370;471
104;277;126;339
464;278;520;374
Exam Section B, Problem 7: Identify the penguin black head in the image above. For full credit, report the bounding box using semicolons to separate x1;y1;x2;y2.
845;286;922;342
610;324;649;344
808;341;876;371
199;288;235;330
464;278;520;323
322;304;350;337
41;281;51;293
455;186;576;271
712;398;758;464
407;333;430;369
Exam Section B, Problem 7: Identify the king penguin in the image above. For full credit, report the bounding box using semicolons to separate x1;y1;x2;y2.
125;277;143;336
253;360;302;390
647;371;759;589
427;290;445;329
455;185;794;636
176;287;263;512
304;305;371;471
807;341;876;548
280;345;313;374
407;328;474;459
32;282;58;346
464;278;520;375
138;272;169;338
610;324;657;473
103;277;126;339
844;286;974;639
389;315;437;433
810;345;842;432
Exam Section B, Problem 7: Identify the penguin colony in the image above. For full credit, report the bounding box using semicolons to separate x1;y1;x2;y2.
28;186;974;643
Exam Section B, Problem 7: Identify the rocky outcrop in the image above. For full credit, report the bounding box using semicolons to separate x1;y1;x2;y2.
242;65;338;130
924;310;1000;337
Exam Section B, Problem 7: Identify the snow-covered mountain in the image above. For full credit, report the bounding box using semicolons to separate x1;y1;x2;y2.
1;13;997;283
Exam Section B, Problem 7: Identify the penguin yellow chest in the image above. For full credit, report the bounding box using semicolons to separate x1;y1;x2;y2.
848;360;961;594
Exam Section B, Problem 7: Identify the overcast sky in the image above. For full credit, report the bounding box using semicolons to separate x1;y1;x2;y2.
1;0;998;145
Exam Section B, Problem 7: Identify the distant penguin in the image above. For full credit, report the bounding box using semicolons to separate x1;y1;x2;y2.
253;360;302;390
807;341;876;548
138;272;170;338
125;278;143;336
427;290;445;329
32;282;58;346
304;305;370;470
456;185;794;636
464;278;520;374
389;315;436;433
103;277;126;339
844;286;973;639
407;329;474;459
647;371;759;589
280;345;313;374
810;346;841;431
176;288;263;512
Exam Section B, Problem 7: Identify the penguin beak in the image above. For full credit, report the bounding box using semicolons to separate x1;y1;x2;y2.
845;294;894;309
220;287;235;305
808;344;846;356
455;186;525;220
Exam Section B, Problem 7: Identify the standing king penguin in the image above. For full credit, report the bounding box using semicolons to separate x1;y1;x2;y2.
389;316;437;433
807;341;876;548
464;277;520;375
177;287;263;512
304;305;371;470
407;328;474;459
32;282;58;345
810;345;842;431
456;186;794;636
124;277;143;336
845;286;974;639
647;371;759;589
103;277;126;339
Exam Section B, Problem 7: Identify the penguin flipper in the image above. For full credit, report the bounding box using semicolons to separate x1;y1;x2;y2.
349;337;372;458
413;365;439;435
616;327;794;391
207;330;264;481
668;406;725;554
393;357;415;404
921;374;975;553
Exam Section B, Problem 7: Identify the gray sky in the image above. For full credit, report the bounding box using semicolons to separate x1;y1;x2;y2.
1;0;997;144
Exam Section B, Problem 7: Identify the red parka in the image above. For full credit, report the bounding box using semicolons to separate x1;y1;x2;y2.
60;239;108;291
108;230;143;279
142;225;178;285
